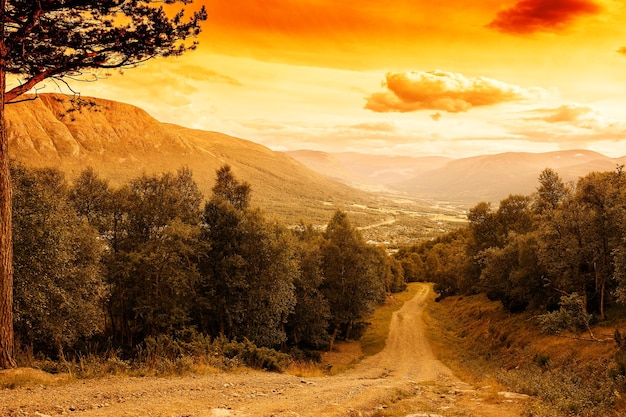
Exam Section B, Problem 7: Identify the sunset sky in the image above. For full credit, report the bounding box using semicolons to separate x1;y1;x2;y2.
69;0;626;157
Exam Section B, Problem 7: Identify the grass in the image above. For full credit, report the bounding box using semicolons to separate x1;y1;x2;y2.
360;283;422;357
285;361;328;378
0;367;71;389
319;283;423;374
424;292;626;416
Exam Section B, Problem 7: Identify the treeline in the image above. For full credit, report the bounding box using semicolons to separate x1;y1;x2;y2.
396;167;626;327
11;163;407;361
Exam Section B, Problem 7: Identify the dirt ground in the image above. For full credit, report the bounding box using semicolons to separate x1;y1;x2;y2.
0;283;528;416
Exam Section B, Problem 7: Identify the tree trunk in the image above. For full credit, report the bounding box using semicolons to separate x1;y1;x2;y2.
600;274;606;321
328;324;339;352
0;0;17;367
345;319;353;340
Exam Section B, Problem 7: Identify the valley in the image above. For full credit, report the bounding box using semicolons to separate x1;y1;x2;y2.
5;94;626;416
6;94;467;245
9;94;624;247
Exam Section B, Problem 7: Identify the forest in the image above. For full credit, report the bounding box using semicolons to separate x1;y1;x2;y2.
11;159;626;374
396;166;626;334
10;163;407;366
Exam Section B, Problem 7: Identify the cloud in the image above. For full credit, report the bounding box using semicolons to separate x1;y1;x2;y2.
509;104;626;146
527;104;602;128
365;70;538;113
487;0;601;34
618;46;626;56
348;122;397;132
431;112;442;121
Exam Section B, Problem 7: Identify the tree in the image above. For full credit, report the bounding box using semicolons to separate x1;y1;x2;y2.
496;194;535;239
534;168;569;214
478;233;548;312
211;165;251;212
12;165;104;357
287;224;331;349
198;166;296;347
574;170;625;318
197;166;252;339
467;201;500;253
234;211;296;346
69;167;112;234
394;248;425;282
537;191;594;309
0;0;206;368
320;210;385;350
104;169;203;346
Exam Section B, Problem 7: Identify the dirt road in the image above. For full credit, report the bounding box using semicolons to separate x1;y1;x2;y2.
1;283;526;416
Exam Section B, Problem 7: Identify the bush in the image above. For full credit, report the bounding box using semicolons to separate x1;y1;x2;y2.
538;293;593;335
214;338;291;372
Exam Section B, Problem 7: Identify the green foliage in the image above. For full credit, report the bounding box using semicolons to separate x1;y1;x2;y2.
412;167;626;322
12;164;105;356
394;249;425;282
3;1;207;102
198;166;296;347
479;232;548;311
211;165;251;211
101;169;204;346
321;210;386;346
10;163;400;368
286;224;331;348
215;338;291;372
538;293;594;335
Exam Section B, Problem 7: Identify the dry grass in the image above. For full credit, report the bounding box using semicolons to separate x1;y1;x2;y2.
320;340;364;375
285;361;328;378
425;293;626;416
0;367;71;389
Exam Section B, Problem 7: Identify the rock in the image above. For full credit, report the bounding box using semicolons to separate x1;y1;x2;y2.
211;409;232;416
498;391;530;400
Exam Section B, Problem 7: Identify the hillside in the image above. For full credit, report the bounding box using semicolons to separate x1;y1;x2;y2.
289;148;626;205
427;292;624;416
5;94;382;225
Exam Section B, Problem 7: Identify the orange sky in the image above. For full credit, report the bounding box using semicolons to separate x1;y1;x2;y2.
43;0;626;157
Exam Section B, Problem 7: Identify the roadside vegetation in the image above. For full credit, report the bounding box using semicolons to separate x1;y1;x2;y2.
410;166;626;416
6;162;410;384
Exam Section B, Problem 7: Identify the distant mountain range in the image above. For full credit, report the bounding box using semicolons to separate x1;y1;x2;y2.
8;94;625;222
287;149;626;204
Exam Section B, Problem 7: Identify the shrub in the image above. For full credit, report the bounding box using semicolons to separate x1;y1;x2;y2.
537;293;593;335
213;338;291;372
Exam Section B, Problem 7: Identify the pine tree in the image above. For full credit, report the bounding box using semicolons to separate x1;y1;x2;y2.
0;0;206;368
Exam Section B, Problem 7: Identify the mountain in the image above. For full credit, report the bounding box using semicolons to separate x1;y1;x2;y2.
397;150;626;203
288;148;626;205
11;94;620;219
286;150;451;191
5;94;381;225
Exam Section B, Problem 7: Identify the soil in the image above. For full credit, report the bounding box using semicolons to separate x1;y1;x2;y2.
0;284;527;416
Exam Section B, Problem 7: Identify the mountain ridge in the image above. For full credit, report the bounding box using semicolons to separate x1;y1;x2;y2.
9;94;625;214
288;148;626;204
6;94;381;225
